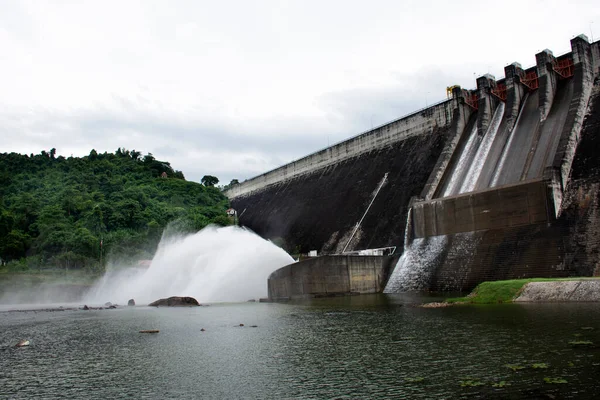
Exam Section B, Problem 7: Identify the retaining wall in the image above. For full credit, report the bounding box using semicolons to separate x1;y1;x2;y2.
268;255;399;300
412;179;552;238
514;280;600;302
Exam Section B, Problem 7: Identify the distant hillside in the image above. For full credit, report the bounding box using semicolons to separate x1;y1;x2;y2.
0;148;230;271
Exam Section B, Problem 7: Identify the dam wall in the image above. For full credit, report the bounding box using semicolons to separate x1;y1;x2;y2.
413;36;596;239
413;179;551;238
226;100;456;199
227;35;600;295
228;98;472;254
267;255;399;300
428;71;600;291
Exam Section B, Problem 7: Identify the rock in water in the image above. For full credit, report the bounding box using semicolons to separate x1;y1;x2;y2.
148;296;200;307
128;299;135;306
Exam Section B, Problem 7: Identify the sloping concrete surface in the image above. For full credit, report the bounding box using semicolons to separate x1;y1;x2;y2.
515;280;600;302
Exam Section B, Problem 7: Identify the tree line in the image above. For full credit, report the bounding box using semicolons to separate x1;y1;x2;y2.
0;149;231;272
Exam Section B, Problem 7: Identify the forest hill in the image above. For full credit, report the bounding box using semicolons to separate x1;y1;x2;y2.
0;149;231;272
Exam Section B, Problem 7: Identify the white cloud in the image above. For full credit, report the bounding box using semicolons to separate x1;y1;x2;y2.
1;0;598;183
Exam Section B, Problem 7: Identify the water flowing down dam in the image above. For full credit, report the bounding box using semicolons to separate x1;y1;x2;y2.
226;35;600;297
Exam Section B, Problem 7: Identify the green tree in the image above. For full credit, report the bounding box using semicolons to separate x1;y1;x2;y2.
0;149;231;270
201;175;219;187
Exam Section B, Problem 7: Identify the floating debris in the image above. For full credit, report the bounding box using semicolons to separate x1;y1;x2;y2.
532;363;549;369
568;340;594;346
505;364;526;372
491;381;511;388
544;377;568;384
139;330;159;334
200;328;206;332
15;340;30;347
460;380;484;387
420;302;451;308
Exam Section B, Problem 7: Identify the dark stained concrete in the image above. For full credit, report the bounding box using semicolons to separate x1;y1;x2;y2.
413;179;551;238
231;124;454;254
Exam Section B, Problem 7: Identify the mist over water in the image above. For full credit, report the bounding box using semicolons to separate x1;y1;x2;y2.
85;225;294;305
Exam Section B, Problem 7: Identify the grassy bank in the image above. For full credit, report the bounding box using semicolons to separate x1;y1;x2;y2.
446;277;600;304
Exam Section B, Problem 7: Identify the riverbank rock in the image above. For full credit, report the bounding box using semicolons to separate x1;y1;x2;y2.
420;302;452;308
128;299;135;306
148;296;200;307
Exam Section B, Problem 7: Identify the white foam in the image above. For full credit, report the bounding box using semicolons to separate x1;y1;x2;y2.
85;225;294;304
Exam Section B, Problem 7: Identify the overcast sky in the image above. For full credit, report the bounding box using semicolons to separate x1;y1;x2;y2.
1;0;598;184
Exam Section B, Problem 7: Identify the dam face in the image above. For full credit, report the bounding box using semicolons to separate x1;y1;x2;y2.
227;99;467;255
227;35;600;294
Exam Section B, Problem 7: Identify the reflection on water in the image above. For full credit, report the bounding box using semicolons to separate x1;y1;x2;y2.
1;294;599;399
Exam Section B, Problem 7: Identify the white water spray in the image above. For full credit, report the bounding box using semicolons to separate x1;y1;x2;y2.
459;102;505;193
442;122;479;197
384;235;448;292
85;225;294;304
491;94;529;187
383;208;448;292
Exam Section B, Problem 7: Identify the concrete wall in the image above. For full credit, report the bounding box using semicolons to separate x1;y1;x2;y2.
427;73;600;292
230;122;455;254
420;104;475;200
547;36;596;215
412;179;551;238
225;99;456;199
515;280;600;302
267;255;398;300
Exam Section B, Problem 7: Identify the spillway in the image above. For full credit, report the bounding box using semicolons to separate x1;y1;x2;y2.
460;102;505;193
491;93;541;186
438;116;479;197
525;79;574;180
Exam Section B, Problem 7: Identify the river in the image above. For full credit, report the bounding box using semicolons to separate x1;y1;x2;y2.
1;294;599;399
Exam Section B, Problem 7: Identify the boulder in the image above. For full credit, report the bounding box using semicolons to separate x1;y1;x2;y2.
128;299;135;306
148;296;200;307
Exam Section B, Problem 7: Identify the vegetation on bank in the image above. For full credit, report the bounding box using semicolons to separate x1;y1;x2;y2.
445;277;600;304
0;149;231;273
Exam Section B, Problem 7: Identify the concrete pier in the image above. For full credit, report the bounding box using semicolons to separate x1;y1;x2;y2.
268;255;398;300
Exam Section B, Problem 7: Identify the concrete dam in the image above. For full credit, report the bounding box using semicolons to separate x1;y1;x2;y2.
225;35;600;298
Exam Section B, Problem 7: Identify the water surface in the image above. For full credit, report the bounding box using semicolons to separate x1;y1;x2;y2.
1;295;599;399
